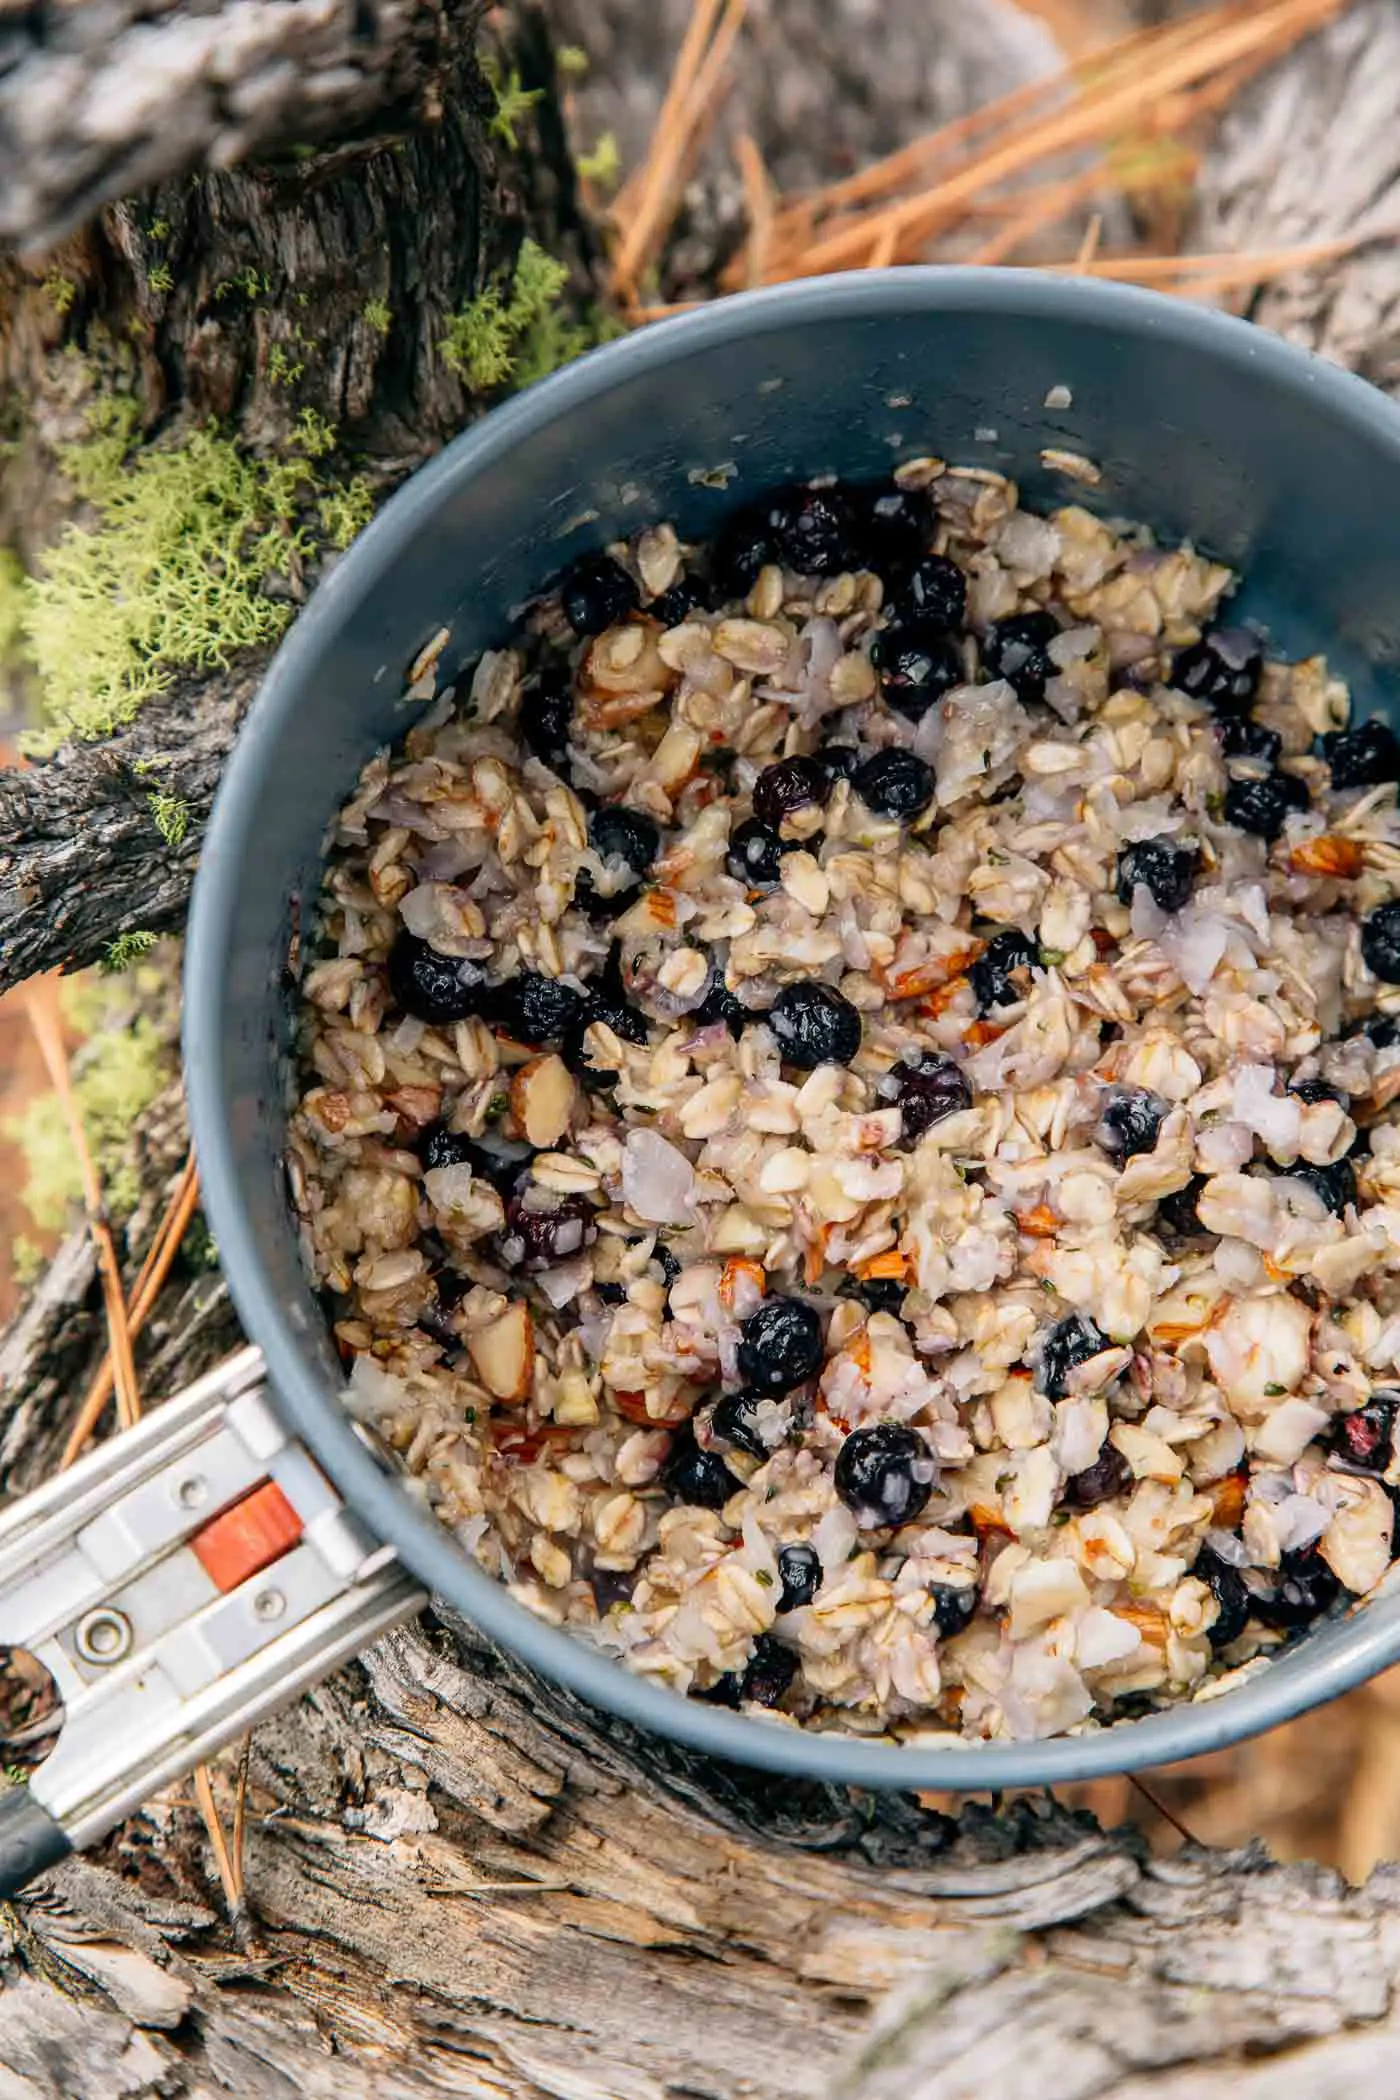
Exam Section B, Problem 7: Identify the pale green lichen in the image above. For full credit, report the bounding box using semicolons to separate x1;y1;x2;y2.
362;296;393;336
318;476;375;550
556;44;590;75
20;395;322;750
103;929;160;971
483;56;543;149
440;239;579;391
266;343;305;388
148;791;190;848
11;1235;44;1288
148;261;173;295
0;548;26;664
576;132;621;188
294;407;337;459
148;217;170;240
44;271;76;314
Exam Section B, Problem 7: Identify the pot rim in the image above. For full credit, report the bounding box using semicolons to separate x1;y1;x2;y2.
186;266;1400;1787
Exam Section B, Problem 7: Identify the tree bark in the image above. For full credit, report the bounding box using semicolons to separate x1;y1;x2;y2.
7;3;1400;2097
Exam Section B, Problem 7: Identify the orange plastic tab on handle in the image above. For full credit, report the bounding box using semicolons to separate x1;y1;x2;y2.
192;1480;303;1593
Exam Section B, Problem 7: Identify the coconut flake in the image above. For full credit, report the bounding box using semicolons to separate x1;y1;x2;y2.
622;1129;698;1225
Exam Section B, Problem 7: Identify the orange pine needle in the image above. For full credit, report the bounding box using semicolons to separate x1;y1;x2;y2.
1073;212;1104;272
612;0;725;230
734;132;775;288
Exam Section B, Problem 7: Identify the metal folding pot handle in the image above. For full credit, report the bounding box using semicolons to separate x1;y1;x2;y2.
0;1348;423;1896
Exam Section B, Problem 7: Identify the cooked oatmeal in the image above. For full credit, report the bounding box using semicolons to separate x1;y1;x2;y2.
288;460;1400;1745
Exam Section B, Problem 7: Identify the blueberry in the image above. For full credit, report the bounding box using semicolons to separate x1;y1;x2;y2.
387;933;491;1025
1061;1443;1132;1510
982;610;1059;703
833;1422;935;1528
1362;902;1400;983
968;928;1037;1012
889;1053;973;1144
692;973;750;1035
872;620;964;721
710;503;781;596
1172;628;1262;713
492;971;586;1047
929;1581;978;1637
561;555;639;633
500;1191;596;1268
419;1122;521;1196
1219;715;1282;766
1036;1313;1109;1399
818;744;862;786
1223;770;1309;841
726;818;785;889
856;483;935;578
650;575;712;625
840;1274;907;1317
737;1295;824;1395
1288;1076;1345;1105
589;804;660;877
772;484;861;576
776;1542;822;1613
1099;1087;1166;1163
1252;1547;1343;1630
752;755;830;831
1194;1545;1250;1648
593;1281;626;1305
896;554;967;630
1360;1013;1400;1049
662;1430;736;1511
1155;1175;1208;1238
695;1672;744;1707
1324;718;1400;789
768;981;863;1069
562;990;650;1082
741;1634;798;1707
710;1390;776;1461
654;1242;682;1289
1285;1156;1356;1216
852;748;936;821
1324;1395;1398;1473
1115;837;1198;913
519;670;575;770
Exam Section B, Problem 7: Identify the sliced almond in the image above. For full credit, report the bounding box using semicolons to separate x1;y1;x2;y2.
712;617;791;677
510;1053;577;1149
468;1302;535;1403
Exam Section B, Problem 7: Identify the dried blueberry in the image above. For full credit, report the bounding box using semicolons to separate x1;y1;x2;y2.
1036;1313;1109;1399
1115;837;1198;914
1219;715;1282;766
662;1430;736;1511
711;1390;776;1461
834;1422;935;1528
1362;902;1400;983
561;555;639;633
1324;1395;1398;1473
872;619;964;721
500;1191;597;1268
817;744;862;785
982;610;1059;703
968;927;1038;1012
929;1581;979;1637
650;575;712;624
1287;1075;1344;1105
518;670;575;770
852;748;936;821
1099;1087;1166;1163
1359;1012;1400;1049
889;1053;973;1143
772;484;861;576
1252;1547;1342;1629
1172;628;1262;713
1195;1545;1250;1647
589;804;660;877
752;754;830;830
768;980;863;1069
694;1672;744;1707
856;483;935;578
710;504;781;596
737;1295;824;1395
692;973;750;1035
741;1634;798;1707
593;1281;626;1305
896;554;967;630
1324;718;1400;789
492;971;586;1047
654;1242;682;1289
726;818;785;888
419;1123;521;1196
562;993;649;1087
1062;1442;1132;1510
1223;770;1309;841
1156;1175;1208;1238
776;1542;822;1613
1285;1156;1356;1216
387;933;491;1026
840;1273;907;1317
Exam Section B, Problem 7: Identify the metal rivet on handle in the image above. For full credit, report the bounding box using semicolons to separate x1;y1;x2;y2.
253;1589;286;1622
175;1475;208;1510
75;1608;133;1666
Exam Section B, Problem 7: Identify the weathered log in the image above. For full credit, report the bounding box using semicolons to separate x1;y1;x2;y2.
7;3;1400;2097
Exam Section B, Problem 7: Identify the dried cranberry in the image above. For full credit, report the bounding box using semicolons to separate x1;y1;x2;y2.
752;755;830;830
890;1054;973;1143
1324;1395;1398;1473
500;1191;596;1268
1062;1443;1132;1509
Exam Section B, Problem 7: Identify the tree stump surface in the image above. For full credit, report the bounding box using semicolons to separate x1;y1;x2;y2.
5;4;1400;2095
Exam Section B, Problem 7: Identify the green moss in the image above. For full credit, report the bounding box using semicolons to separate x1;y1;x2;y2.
266;344;305;388
4;990;169;1231
148;262;173;295
362;297;393;336
576;132;621;187
483;56;543;150
103;929;160;972
19;395;326;750
148;217;170;240
440;239;574;390
148;791;189;848
44;271;76;315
